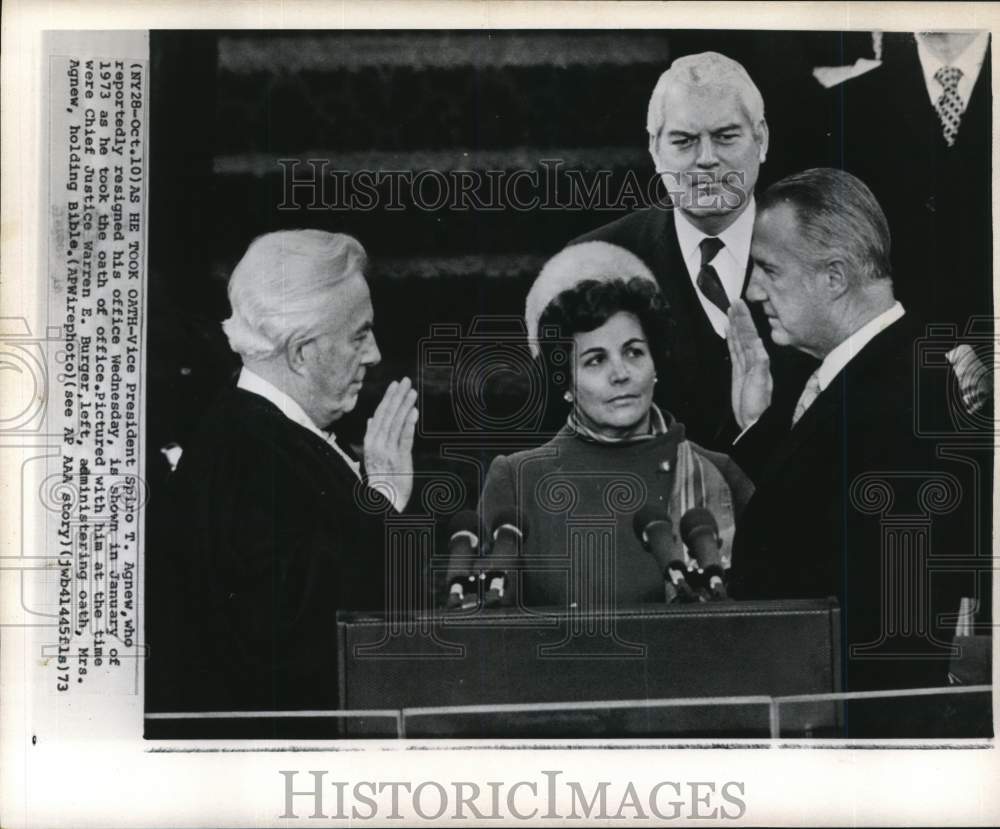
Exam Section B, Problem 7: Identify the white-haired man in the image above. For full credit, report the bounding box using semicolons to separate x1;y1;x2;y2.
153;230;417;715
573;51;813;450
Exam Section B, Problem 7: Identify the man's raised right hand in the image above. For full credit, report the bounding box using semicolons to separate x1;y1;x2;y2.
727;299;773;430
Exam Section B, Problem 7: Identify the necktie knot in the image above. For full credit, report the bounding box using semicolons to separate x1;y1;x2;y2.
934;65;963;92
699;236;725;267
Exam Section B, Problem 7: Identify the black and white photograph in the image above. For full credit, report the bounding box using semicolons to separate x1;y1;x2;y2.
2;2;998;826
143;23;994;740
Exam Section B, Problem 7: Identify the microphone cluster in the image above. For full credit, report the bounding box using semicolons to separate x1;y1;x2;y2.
443;503;731;609
444;510;481;610
633;504;730;604
443;509;527;610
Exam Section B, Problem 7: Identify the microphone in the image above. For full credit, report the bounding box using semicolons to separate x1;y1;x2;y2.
633;503;699;604
679;507;728;600
445;510;480;610
484;509;527;607
666;559;701;603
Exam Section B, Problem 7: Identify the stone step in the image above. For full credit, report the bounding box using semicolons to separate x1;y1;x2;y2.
214;145;648;177
208;152;658;262
215;61;666;154
217;31;675;73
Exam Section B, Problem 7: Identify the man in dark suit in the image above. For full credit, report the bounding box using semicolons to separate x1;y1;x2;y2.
832;31;993;632
833;31;991;336
573;51;812;450
727;169;969;705
146;230;418;716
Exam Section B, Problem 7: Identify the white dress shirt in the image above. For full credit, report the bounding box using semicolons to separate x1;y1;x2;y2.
814;302;906;394
915;31;990;115
674;199;756;337
237;367;363;481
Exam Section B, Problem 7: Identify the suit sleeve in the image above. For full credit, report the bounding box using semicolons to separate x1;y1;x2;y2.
729;403;791;482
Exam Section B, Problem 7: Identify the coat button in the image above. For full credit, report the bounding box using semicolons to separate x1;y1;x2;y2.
659;460;671;472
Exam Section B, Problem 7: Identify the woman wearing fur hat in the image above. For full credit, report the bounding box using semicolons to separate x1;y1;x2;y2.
479;242;753;609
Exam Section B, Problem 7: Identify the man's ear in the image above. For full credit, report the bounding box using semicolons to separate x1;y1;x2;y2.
285;334;312;376
822;258;850;299
756;119;770;163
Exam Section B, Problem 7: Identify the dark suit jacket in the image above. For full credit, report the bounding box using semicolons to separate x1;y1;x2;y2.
832;36;992;331
729;316;969;699
573;206;815;450
146;385;393;713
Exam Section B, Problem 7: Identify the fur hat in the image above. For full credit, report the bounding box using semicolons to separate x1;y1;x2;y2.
524;241;658;357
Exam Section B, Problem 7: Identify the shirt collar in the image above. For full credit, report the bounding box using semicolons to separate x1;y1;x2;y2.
817;302;905;391
915;32;989;102
674;197;756;270
237;367;331;443
237;367;366;483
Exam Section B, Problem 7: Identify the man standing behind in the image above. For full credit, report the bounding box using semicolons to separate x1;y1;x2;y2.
574;51;811;450
148;230;418;715
727;169;967;701
833;31;991;341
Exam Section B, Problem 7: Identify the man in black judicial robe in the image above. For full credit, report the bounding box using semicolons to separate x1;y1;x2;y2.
146;230;418;715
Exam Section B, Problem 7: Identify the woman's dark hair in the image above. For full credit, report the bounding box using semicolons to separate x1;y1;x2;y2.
536;277;672;391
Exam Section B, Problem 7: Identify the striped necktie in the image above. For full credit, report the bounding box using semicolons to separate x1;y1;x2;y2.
697;236;729;313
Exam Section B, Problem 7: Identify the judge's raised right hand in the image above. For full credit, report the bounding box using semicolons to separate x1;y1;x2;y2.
727;299;772;430
364;377;419;513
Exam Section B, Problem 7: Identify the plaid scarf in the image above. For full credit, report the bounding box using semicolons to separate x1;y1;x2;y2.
566;402;669;445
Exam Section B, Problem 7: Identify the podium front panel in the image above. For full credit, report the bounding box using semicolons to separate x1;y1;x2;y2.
338;599;841;710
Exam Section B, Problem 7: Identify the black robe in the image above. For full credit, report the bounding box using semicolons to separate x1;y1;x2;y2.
146;385;393;713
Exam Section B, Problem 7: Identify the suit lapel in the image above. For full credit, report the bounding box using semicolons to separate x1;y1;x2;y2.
740;253;754;293
656;210;724;347
752;319;909;487
658;211;697;311
957;42;991;148
758;374;841;487
895;42;944;142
